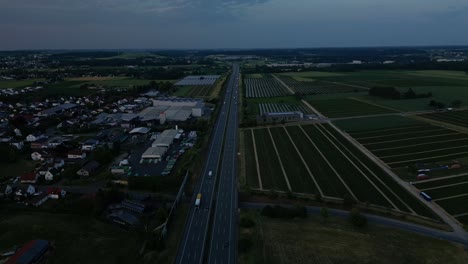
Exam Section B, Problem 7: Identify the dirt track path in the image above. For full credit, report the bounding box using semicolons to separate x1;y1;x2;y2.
272;74;295;94
250;129;263;189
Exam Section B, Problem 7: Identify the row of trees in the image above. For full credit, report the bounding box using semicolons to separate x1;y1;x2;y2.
369;87;432;100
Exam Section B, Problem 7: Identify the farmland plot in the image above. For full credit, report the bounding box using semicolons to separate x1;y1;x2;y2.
414;175;468;224
420;110;468;129
245;77;290;98
277;75;365;95
174;84;214;97
243;124;438;219
307;98;397;118
258;103;312;115
349;124;468;168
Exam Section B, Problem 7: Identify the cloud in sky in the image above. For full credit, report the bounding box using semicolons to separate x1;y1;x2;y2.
0;0;467;49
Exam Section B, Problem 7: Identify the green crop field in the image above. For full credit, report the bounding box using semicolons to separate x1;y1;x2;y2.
243;124;438;219
333;115;423;132
243;130;259;188
349;124;468;168
420;110;468;128
413;174;468;224
0;78;46;89
275;75;364;95
306;98;397;118
174;85;213;97
280;70;468;111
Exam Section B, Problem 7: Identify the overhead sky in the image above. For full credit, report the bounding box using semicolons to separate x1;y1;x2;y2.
1;0;467;50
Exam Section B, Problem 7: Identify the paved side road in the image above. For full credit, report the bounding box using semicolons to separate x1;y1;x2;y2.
240;202;468;247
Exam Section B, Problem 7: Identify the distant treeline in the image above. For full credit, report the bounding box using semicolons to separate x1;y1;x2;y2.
369;87;432;100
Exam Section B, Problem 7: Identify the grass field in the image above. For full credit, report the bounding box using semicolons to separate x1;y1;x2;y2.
239;209;468;264
306;98;397;118
0;211;141;264
2;157;40;182
244;124;437;218
348;124;468;169
0;78;46;89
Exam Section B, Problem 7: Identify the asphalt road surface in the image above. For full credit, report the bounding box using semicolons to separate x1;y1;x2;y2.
176;64;240;264
207;65;239;264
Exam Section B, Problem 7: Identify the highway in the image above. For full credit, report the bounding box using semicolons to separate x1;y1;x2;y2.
176;64;240;264
207;65;239;264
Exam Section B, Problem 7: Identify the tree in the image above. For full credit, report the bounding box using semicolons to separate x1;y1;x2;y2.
156;207;168;224
451;100;463;108
349;208;368;228
240;216;255;228
320;207;329;223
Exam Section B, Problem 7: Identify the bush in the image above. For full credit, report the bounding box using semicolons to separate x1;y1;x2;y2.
238;237;252;253
261;205;307;219
240;216;255;228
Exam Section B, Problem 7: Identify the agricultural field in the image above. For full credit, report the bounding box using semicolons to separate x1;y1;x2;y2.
242;124;437;219
348;124;468;169
281;70;468;111
0;78;45;89
245;75;291;98
174;85;214;97
420;110;468;129
413;174;468;225
258;103;312;115
334;115;423;132
276;75;365;95
239;210;468;264
306;98;397;118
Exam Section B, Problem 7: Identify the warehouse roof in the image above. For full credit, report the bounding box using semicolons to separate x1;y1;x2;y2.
6;239;49;264
142;146;167;158
129;127;151;135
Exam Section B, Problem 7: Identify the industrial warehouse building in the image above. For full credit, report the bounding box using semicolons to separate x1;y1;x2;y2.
136;98;204;125
141;129;179;162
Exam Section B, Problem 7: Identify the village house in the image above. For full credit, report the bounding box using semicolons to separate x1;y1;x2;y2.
20;172;39;184
67;149;87;160
77;160;100;177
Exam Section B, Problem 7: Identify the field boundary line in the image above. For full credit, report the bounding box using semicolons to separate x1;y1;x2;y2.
372;138;468;152
387;151;468;166
349;125;431;136
379;145;468;159
283;126;324;197
327;121;467;235
267;128;292;192
271;74;295;95
354;128;446;140
349;97;400;112
421;181;468;192
412;172;468;184
301;99;326;118
434;192;468;202
453;212;468;218
315;124;405;212
251;129;263;190
297;125;357;200
363;132;461;145
323;80;371;90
